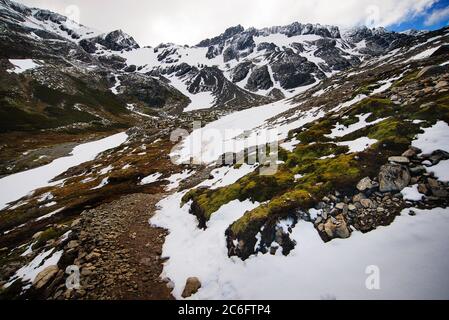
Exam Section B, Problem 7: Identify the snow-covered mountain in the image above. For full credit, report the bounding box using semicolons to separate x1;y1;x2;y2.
1;0;419;115
99;22;415;108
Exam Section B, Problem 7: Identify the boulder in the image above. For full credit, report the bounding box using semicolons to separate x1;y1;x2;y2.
33;265;59;290
181;277;202;298
378;164;411;192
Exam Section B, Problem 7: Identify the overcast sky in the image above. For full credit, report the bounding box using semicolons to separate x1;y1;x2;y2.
17;0;449;47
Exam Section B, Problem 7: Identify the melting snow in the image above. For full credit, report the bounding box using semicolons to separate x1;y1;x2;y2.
401;185;423;201
327;113;386;138
337;137;377;153
5;249;63;289
140;172;163;185
35;207;66;221
91;177;109;190
7;59;41;74
165;170;196;191
427;160;449;182
405;46;441;62
152;193;449;299
198;164;258;190
110;74;121;94
412;121;449;154
172;99;322;164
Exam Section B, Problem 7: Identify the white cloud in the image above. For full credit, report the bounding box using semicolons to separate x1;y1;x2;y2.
425;5;449;26
17;0;437;46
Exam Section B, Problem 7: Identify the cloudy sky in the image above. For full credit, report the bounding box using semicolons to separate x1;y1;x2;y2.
18;0;449;47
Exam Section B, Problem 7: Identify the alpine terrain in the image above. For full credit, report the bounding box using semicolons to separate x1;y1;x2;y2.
0;0;449;300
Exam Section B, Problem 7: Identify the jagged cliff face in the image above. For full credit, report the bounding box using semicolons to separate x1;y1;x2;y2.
115;22;414;107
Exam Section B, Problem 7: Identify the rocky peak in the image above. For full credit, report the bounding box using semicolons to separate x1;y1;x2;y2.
32;9;67;24
197;24;245;47
260;22;341;38
104;30;140;51
80;29;139;53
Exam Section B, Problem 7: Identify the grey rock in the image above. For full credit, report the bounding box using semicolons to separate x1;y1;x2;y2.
378;164;411;192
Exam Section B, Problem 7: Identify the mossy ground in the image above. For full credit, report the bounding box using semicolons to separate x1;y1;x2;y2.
187;88;449;250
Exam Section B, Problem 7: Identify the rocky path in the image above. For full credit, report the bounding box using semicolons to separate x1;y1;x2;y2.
54;193;173;300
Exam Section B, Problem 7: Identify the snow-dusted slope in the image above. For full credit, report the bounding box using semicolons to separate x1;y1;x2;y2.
0;0;101;42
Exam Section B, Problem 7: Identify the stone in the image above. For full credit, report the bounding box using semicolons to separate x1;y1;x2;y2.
435;81;448;89
33;265;59;290
356;177;375;192
432;188;448;198
353;193;367;203
360;199;374;208
402;147;421;158
86;252;101;261
388;156;410;164
348;204;357;211
71;219;81;228
67;240;79;249
335;203;346;210
418;184;428;194
322;214;351;240
427;178;439;189
181;277;202;298
420;102;437;110
410;166;426;175
378;164;411;192
32;231;44;240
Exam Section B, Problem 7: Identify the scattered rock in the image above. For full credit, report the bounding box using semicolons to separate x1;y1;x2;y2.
181;277;202;298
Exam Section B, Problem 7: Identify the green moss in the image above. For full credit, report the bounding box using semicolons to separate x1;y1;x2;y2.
286;142;348;168
349;98;396;120
230;189;313;235
296;119;333;144
183;166;295;221
32;227;65;250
